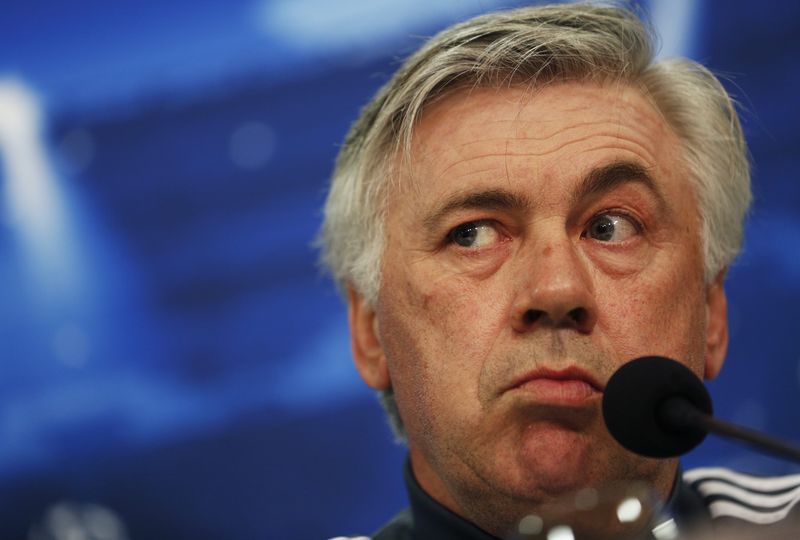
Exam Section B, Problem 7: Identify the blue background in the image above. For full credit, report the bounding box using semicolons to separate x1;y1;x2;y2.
0;1;798;539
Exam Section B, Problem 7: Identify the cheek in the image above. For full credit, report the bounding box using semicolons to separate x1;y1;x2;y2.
376;264;513;410
597;272;707;371
420;271;513;348
385;256;509;344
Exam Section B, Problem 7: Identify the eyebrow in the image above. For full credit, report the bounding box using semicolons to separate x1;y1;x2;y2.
423;189;532;230
572;160;666;209
421;160;664;229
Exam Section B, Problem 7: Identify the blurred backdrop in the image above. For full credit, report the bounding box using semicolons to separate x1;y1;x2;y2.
0;0;798;538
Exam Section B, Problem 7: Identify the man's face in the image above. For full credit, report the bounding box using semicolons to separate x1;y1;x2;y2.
349;82;728;534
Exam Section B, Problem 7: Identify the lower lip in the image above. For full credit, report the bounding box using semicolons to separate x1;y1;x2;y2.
513;378;601;405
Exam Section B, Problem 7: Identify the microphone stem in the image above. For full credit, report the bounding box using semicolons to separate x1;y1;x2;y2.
696;411;800;464
662;396;800;464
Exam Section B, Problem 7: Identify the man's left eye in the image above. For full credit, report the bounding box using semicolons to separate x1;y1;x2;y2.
448;221;501;248
583;213;639;242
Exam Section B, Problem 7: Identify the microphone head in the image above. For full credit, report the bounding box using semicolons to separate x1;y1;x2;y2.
602;356;713;458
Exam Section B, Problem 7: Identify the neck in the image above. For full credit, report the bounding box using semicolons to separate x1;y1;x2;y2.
409;448;680;538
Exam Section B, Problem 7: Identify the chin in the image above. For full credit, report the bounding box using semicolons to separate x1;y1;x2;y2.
521;431;595;488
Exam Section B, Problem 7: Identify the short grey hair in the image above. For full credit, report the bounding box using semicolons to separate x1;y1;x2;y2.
318;3;751;439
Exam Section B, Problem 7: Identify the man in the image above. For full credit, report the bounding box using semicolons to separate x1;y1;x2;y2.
319;4;800;539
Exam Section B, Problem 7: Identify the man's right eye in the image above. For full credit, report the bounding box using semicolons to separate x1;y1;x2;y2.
447;221;501;248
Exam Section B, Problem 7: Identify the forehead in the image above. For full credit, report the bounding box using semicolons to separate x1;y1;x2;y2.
397;82;686;204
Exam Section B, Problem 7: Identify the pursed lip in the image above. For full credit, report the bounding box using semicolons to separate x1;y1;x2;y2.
503;366;605;403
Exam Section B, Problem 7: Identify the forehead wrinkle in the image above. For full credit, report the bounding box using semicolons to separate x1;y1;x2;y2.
501;132;662;173
435;131;649;184
435;152;519;179
511;118;618;141
445;165;509;184
504;133;630;159
454;136;517;152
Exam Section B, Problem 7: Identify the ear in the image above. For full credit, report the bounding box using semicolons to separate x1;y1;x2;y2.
703;270;729;380
347;287;392;390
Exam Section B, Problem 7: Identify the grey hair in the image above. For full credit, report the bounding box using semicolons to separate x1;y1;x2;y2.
318;3;751;440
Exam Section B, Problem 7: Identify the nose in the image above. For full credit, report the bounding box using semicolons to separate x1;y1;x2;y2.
510;236;598;334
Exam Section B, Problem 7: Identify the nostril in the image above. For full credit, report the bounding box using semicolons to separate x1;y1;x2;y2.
523;309;543;325
568;307;587;325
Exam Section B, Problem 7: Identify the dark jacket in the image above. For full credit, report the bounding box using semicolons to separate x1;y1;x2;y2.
335;460;800;539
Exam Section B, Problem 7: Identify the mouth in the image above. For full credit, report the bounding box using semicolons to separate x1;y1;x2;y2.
505;366;605;406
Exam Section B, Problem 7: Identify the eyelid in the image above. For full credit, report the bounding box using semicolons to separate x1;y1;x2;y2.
448;218;493;231
446;219;504;248
589;209;643;231
580;210;644;245
447;219;492;238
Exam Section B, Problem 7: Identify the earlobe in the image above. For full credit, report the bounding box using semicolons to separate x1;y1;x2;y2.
703;271;729;380
348;287;392;390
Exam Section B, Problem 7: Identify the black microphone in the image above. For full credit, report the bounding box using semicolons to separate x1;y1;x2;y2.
602;356;800;463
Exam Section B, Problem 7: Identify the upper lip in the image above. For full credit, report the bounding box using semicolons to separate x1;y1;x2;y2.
504;366;605;394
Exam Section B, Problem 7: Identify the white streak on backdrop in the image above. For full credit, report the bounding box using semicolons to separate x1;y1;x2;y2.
650;0;700;59
0;75;366;477
0;78;171;476
262;0;701;59
0;78;85;305
258;0;509;53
